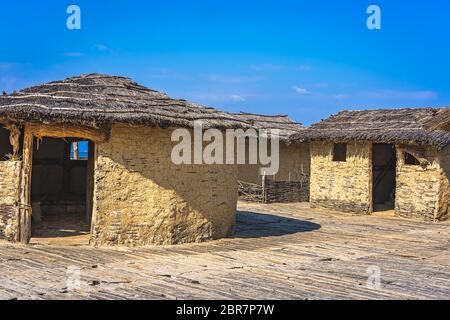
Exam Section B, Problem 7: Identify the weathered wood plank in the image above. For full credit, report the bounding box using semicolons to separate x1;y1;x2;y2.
18;126;33;244
0;202;449;300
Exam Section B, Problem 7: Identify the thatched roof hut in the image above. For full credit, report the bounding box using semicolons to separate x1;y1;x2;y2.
0;74;250;246
233;113;310;203
290;108;450;150
296;107;450;222
233;112;305;140
0;73;250;130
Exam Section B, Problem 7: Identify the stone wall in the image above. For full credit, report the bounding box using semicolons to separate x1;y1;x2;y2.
0;161;21;241
238;142;310;185
91;125;238;246
310;141;372;214
396;145;449;221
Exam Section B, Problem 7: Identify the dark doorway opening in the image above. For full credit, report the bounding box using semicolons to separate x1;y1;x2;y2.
30;137;95;244
372;143;396;212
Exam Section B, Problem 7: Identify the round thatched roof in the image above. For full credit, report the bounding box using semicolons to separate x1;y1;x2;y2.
0;74;251;130
290;107;450;150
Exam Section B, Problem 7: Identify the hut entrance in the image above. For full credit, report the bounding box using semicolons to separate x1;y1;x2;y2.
30;137;95;244
372;143;397;212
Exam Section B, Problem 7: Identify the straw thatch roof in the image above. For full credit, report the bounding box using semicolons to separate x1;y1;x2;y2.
424;107;450;131
290;108;450;150
233;112;305;140
0;74;250;130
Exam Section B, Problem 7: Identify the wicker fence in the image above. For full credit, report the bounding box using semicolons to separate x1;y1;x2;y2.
238;180;265;202
238;175;310;203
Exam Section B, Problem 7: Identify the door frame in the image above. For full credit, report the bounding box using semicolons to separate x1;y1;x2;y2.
18;123;107;244
370;143;397;213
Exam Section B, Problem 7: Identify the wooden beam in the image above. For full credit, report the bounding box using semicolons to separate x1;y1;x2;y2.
18;125;34;244
27;123;108;142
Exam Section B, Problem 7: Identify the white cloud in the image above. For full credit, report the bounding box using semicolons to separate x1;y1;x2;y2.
0;63;17;72
250;64;284;72
230;94;246;102
292;86;310;95
315;82;329;88
0;76;16;91
367;90;438;100
334;94;348;100
298;65;313;71
94;44;110;51
147;69;187;80
205;74;262;84
191;93;247;103
62;52;85;57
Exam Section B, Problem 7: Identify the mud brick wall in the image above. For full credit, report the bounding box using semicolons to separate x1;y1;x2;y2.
396;145;449;221
310;141;372;214
263;178;310;203
0;161;21;241
91;125;238;246
238;142;310;185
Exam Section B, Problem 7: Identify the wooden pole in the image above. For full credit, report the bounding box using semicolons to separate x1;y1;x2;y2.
72;142;79;160
262;173;267;204
5;123;21;159
19;125;34;244
86;142;95;224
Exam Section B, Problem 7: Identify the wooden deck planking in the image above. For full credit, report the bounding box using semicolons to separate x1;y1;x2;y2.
0;201;449;300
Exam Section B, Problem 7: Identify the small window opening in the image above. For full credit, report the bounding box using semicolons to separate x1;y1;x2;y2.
333;143;347;162
404;152;420;166
70;141;89;160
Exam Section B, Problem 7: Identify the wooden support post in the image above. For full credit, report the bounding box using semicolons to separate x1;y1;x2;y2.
19;126;34;244
5;123;21;159
62;143;71;197
72;142;79;160
262;173;267;204
86;142;95;224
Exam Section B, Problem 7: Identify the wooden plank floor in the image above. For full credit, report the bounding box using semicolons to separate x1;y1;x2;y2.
0;201;449;300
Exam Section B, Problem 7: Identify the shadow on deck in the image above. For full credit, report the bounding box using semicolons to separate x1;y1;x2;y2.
30;212;91;246
234;211;321;239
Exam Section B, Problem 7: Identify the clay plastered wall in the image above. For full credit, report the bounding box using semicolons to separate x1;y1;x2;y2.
437;145;450;220
396;145;449;221
91;125;238;246
0;161;21;241
310;141;371;214
238;142;310;185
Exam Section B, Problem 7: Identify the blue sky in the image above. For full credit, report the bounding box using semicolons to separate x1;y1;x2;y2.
1;0;449;125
